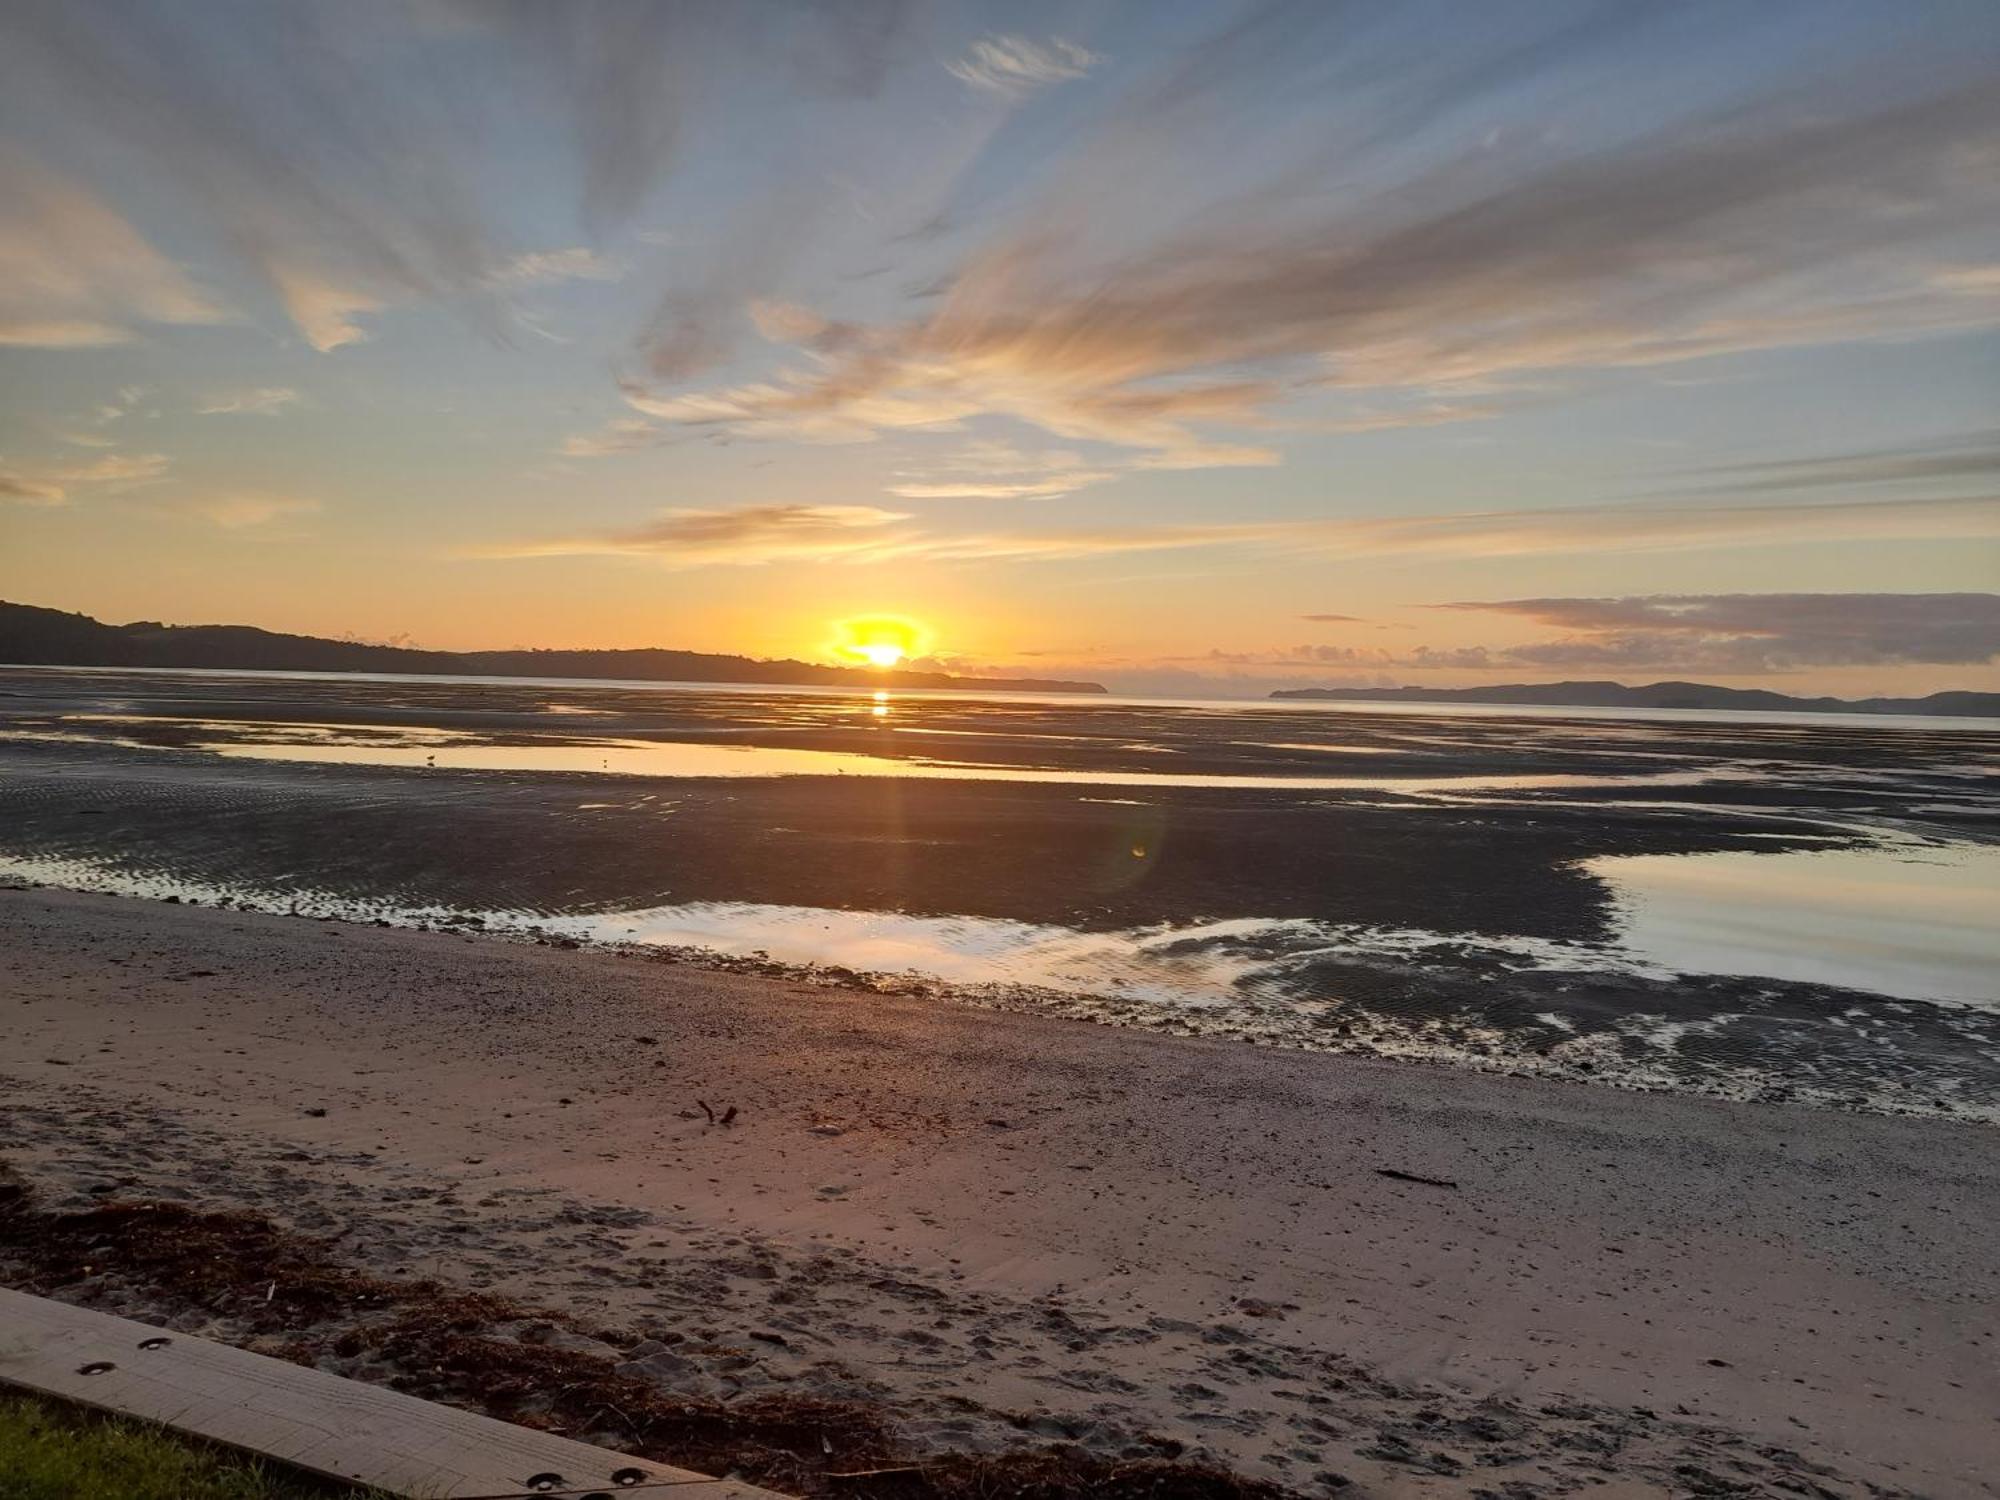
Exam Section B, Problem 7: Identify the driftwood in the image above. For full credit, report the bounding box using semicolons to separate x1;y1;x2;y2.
1375;1168;1459;1189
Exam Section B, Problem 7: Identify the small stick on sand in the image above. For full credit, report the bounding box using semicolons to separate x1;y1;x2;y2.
1376;1168;1458;1189
828;1467;925;1480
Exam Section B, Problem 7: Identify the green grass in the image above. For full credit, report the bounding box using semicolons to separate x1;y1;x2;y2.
0;1394;371;1500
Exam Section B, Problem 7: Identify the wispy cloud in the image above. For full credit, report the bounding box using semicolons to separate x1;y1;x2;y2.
946;35;1098;96
887;441;1118;501
1438;593;2000;671
1280;494;2000;561
1032;593;2000;689
0;451;170;505
1666;430;2000;495
1933;264;2000;294
483;490;2000;572
5;0;492;350
478;503;910;566
483;247;624;290
558;417;665;458
912;492;2000;567
14;1;1989;427
887;475;1117;501
270;269;383;353
623;13;2000;467
0;476;65;505
55;385;152;444
1;2;929;349
0;149;224;348
1322;403;1503;435
196;386;300;416
179;493;320;528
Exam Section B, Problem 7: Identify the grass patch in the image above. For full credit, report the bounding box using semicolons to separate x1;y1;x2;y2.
0;1393;364;1500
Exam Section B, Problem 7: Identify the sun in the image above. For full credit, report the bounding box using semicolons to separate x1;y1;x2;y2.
828;614;932;671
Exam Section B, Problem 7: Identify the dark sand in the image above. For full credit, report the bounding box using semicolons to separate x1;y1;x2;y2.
3;888;1995;1497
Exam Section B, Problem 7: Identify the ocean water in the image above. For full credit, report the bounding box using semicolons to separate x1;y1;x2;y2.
1594;840;2000;1006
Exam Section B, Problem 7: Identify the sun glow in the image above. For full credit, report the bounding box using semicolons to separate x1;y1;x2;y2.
828;614;931;671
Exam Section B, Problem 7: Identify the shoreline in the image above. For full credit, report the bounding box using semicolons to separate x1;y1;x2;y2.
3;887;1994;1497
7;848;1996;1125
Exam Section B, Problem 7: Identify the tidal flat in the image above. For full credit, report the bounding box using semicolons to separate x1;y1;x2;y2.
3;665;1996;1117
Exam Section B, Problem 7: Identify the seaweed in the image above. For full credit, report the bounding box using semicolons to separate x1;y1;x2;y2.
0;1171;1289;1500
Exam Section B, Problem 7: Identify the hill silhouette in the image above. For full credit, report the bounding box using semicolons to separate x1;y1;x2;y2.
1271;679;1999;717
0;601;1107;694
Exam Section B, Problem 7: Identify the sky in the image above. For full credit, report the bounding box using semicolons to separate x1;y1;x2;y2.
1;0;1996;699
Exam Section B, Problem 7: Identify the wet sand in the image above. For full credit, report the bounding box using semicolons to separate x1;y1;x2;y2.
4;887;1995;1498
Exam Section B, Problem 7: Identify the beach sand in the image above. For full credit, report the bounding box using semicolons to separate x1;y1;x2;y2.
2;886;1994;1497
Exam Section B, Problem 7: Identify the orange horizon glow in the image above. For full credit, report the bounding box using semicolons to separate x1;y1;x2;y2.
828;615;931;671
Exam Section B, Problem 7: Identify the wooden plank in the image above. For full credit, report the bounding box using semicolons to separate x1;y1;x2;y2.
0;1287;787;1499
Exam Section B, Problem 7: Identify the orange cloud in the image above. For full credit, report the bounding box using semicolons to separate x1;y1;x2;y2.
481;491;2000;572
476;504;910;566
0;452;171;506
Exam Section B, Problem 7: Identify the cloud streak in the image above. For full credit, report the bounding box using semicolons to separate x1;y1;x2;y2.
1032;593;2000;689
0;149;224;347
621;8;2000;466
886;441;1119;500
196;386;300;416
483;247;624;290
486;489;2000;572
0;1;930;349
1668;430;2000;496
0;451;170;505
178;494;321;529
478;503;911;566
1440;593;2000;671
558;417;666;458
946;35;1098;95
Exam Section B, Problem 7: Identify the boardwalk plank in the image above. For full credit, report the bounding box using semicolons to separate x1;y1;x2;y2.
0;1287;786;1499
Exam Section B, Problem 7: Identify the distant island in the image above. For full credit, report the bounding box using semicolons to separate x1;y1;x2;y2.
1271;679;2000;718
0;601;1108;695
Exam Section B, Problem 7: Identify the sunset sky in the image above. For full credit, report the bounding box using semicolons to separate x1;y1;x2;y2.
2;0;1996;698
